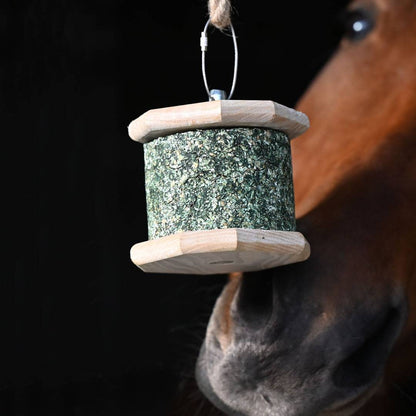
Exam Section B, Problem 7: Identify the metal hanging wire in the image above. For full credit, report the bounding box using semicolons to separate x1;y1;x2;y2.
200;19;238;100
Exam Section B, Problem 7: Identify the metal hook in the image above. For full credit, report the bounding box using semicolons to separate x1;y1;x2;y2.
200;19;238;101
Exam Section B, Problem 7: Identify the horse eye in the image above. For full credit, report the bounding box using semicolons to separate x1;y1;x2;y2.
343;9;374;41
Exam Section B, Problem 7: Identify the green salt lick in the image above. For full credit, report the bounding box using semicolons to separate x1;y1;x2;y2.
143;127;295;240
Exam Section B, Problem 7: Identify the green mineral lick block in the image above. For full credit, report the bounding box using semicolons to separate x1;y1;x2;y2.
144;127;295;240
128;101;310;274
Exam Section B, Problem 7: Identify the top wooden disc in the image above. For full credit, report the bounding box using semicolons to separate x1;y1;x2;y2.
128;100;310;143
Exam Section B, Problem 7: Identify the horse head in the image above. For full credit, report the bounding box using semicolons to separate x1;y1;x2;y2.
196;0;416;414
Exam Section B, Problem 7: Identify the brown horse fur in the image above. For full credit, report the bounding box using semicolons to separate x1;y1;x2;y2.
194;0;416;415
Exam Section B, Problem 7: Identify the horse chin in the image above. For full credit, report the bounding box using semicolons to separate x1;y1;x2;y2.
319;378;383;416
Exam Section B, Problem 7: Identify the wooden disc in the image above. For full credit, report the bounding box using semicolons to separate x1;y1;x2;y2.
128;100;310;143
130;228;310;275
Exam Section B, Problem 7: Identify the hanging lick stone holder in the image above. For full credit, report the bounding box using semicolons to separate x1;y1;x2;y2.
128;18;311;275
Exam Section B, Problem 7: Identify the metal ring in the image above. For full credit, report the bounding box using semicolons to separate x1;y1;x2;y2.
200;19;238;100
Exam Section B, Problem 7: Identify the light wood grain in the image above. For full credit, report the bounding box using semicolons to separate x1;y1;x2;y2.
130;228;310;275
128;100;309;143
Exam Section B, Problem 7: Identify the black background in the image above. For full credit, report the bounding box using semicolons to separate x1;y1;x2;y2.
7;0;349;414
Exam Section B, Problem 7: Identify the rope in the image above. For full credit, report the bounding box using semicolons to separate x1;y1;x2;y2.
208;0;231;29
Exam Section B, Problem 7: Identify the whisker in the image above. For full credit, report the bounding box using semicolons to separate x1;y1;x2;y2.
392;382;416;405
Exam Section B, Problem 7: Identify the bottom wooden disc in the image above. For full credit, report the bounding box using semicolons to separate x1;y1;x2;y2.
130;228;310;275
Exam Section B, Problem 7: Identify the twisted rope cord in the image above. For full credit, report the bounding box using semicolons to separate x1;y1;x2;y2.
208;0;231;29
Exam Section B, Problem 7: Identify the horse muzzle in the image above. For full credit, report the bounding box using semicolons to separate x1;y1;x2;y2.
196;269;408;416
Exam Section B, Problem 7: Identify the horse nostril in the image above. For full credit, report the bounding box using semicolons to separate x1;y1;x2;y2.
332;306;403;388
235;272;274;327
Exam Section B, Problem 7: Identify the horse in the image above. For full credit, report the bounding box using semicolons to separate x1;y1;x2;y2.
194;0;416;415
